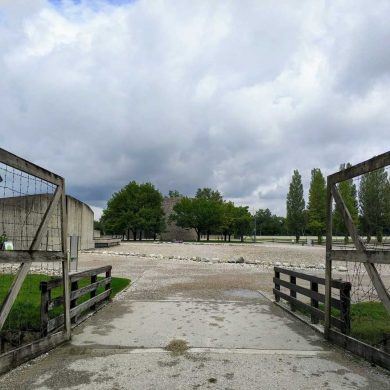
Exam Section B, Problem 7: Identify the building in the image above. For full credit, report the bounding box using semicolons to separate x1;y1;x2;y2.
0;194;94;251
66;195;94;250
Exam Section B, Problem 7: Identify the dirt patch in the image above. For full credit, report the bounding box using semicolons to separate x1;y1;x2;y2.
158;359;180;367
165;339;189;356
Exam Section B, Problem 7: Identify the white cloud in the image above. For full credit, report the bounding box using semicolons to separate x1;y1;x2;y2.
89;205;103;221
0;0;389;216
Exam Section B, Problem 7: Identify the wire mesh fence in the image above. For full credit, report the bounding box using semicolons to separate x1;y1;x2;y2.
0;160;65;353
330;163;390;350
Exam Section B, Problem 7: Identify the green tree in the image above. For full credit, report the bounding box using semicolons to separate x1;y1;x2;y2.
94;220;104;234
195;187;224;240
195;188;223;202
254;208;286;235
333;163;358;243
101;181;164;240
255;208;272;236
101;182;138;238
233;206;252;242
169;197;199;240
168;190;182;198
307;168;326;243
359;168;388;243
286;170;306;242
170;197;222;241
255;208;287;236
200;198;224;241
221;201;236;242
138;183;165;240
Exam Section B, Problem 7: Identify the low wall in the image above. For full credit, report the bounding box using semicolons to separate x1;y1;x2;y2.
66;195;94;250
0;194;94;251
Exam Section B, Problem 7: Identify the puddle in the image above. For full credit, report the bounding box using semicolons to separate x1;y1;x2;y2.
223;289;261;299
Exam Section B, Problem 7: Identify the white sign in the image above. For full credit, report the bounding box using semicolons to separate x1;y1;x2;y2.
4;241;13;251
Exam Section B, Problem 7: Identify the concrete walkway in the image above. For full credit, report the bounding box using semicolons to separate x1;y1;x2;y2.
0;257;389;389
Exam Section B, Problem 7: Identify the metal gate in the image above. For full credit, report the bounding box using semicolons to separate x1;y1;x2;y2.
324;152;390;353
0;148;71;372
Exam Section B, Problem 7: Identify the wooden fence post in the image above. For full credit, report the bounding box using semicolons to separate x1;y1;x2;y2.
310;282;319;324
91;274;97;310
105;268;111;302
40;281;50;337
274;268;280;302
340;282;351;334
290;275;296;311
70;280;78;324
384;333;390;354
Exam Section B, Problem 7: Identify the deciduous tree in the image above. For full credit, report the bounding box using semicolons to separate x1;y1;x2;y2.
233;206;252;242
101;181;164;240
168;190;182;198
195;188;223;202
221;201;236;241
170;197;223;241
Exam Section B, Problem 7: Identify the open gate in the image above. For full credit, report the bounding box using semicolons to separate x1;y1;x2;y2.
324;151;390;355
0;148;71;372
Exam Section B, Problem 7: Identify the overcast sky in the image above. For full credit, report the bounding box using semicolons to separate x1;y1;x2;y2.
1;0;389;219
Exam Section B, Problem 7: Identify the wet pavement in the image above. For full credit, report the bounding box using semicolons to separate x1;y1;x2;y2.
0;255;389;389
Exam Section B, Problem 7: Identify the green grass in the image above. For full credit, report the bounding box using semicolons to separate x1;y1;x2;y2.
292;301;389;346
350;302;390;346
0;273;130;332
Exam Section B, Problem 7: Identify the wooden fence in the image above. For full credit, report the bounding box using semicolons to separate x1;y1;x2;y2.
273;267;351;334
40;266;112;335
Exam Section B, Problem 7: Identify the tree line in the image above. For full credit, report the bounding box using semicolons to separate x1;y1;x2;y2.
286;164;390;243
98;183;254;241
98;163;389;243
170;188;252;242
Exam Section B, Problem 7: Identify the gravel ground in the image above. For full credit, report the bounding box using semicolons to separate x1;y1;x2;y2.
1;241;389;389
87;241;325;264
78;241;390;296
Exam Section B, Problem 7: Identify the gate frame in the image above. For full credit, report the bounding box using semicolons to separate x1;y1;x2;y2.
0;148;71;342
324;151;390;338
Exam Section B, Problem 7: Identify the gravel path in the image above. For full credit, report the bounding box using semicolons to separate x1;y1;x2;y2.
1;241;389;389
90;241;325;263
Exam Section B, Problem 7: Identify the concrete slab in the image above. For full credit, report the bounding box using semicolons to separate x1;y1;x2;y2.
14;348;382;390
72;299;323;351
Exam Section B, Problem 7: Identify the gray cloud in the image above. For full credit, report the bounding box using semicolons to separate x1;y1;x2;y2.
0;0;389;220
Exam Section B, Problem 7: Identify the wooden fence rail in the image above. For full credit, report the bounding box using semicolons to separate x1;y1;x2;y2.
273;267;351;334
40;266;112;335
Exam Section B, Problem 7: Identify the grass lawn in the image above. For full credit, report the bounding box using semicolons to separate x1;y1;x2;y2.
350;302;390;346
0;273;130;332
292;301;390;346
